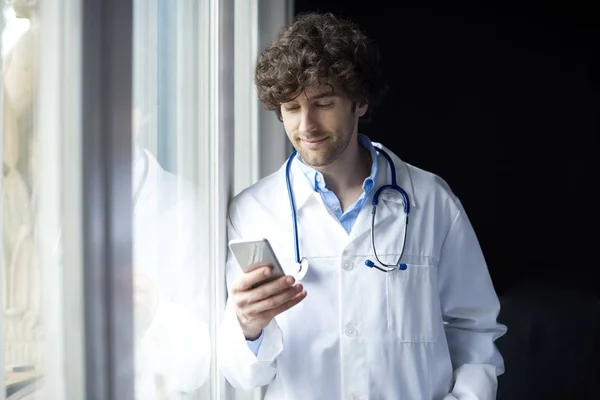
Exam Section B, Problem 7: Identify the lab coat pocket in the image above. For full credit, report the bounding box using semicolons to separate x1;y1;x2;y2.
386;264;439;343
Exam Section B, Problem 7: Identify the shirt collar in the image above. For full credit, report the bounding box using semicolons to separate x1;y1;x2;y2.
295;133;379;194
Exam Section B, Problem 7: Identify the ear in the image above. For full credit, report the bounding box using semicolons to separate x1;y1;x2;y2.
356;102;368;118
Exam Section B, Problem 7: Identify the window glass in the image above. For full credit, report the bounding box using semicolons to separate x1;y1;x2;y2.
1;1;45;397
132;1;211;398
1;0;258;398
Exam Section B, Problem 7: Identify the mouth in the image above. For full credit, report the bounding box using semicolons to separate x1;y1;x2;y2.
301;137;328;149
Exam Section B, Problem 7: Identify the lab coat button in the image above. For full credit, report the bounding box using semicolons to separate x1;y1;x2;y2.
344;324;357;337
342;261;354;271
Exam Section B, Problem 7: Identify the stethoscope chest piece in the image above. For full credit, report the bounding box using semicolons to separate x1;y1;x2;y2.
294;258;309;281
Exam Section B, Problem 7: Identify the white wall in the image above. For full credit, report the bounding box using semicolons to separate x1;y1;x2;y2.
234;0;294;197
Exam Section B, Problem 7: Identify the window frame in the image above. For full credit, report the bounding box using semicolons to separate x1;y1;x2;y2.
80;0;135;398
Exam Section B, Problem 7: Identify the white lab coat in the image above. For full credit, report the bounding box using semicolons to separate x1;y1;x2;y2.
218;142;507;400
133;148;211;398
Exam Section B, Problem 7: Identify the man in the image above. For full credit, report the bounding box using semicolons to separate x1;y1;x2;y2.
218;12;506;400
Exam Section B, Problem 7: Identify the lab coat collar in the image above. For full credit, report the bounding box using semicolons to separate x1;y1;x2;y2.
371;142;419;209
280;156;319;214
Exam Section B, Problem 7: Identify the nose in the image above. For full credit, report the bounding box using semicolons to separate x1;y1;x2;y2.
298;109;317;135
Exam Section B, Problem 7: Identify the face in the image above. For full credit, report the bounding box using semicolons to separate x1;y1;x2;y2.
280;84;367;167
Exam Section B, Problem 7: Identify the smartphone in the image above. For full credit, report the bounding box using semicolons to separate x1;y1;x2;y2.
228;238;286;288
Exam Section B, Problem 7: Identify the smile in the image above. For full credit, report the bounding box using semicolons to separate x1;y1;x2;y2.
301;137;328;149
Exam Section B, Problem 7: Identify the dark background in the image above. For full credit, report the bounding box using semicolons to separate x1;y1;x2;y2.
294;1;598;398
294;0;597;294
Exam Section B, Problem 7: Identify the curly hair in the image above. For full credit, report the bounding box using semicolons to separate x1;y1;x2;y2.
255;12;388;119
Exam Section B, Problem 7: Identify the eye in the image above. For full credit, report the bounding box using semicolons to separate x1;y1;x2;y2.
316;102;333;109
283;105;300;112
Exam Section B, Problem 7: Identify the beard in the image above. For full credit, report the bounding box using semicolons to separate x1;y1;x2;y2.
294;130;354;167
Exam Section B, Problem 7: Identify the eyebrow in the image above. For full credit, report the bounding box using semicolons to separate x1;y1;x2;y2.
309;92;338;100
283;90;339;105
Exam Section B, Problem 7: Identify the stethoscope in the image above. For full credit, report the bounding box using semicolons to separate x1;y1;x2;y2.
285;147;411;277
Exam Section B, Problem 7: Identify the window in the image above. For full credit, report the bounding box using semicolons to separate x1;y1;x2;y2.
2;0;85;398
1;0;290;399
2;1;46;397
131;0;214;398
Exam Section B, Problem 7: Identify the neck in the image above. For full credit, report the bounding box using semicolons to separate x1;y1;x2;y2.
314;134;372;208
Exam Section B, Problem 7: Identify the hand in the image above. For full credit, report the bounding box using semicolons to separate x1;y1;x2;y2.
232;265;307;340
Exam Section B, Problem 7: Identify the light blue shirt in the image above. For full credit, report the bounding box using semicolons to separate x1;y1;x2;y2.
246;134;379;355
295;133;379;234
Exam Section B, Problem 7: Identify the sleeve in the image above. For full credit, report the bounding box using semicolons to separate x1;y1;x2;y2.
217;213;284;391
437;200;507;400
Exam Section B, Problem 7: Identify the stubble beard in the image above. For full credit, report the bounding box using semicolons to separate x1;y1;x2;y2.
296;133;353;167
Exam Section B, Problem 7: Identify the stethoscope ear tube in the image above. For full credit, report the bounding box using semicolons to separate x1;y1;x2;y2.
365;200;409;272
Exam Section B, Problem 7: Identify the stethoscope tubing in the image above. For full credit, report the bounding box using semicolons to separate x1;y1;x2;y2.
285;154;302;267
285;146;410;273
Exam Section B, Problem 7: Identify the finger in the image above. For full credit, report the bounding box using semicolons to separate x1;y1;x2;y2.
244;283;304;316
245;275;296;304
235;281;299;312
232;264;273;293
261;289;307;320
